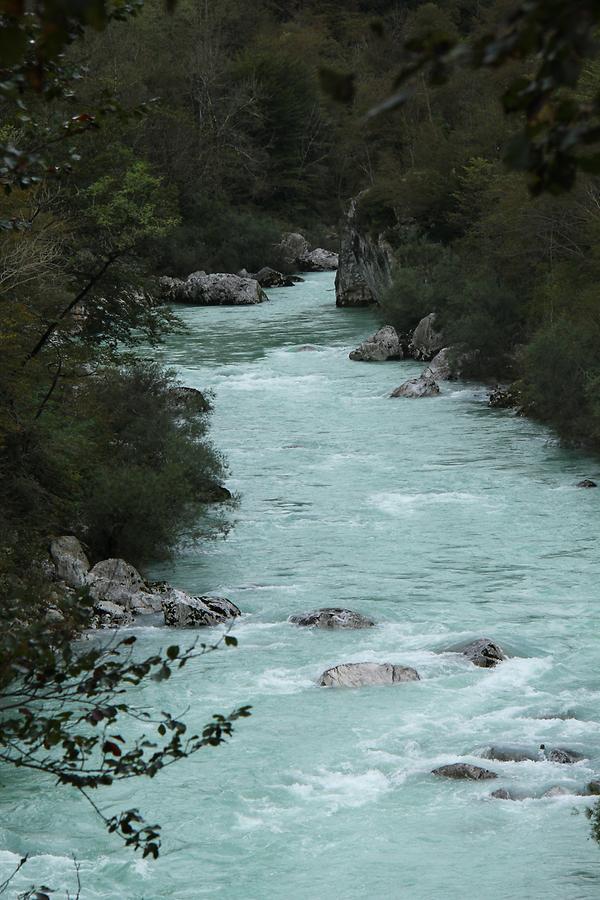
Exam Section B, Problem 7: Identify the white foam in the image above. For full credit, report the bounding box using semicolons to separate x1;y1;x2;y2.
286;767;389;809
370;490;489;516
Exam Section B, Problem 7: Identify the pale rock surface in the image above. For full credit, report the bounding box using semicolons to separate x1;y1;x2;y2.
49;536;90;589
319;662;419;688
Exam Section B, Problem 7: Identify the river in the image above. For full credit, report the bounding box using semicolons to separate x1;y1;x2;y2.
2;271;600;898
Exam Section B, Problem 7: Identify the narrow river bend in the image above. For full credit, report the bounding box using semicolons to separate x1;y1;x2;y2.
4;272;600;898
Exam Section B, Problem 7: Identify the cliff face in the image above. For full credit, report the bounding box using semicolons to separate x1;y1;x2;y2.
335;196;395;307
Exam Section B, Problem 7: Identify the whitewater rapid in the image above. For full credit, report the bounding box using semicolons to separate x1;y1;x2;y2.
2;272;600;898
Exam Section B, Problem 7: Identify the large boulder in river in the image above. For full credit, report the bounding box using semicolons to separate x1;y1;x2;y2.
319;662;419;688
335;195;394;307
390;372;440;398
161;272;268;305
336;197;377;307
289;608;375;629
409;313;444;361
349;326;403;362
459;638;506;668
297;248;339;272
50;536;90;589
161;589;241;627
87;559;161;614
432;763;498;781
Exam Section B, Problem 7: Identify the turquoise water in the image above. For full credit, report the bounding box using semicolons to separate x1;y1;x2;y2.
3;272;600;898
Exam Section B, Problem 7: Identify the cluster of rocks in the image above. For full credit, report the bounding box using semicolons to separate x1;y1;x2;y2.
286;608;596;799
48;536;240;630
348;314;458;398
288;609;509;687
430;729;593;798
276;232;339;272
158;233;339;307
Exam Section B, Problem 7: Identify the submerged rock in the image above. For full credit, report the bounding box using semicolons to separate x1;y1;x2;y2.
542;786;574;797
289;608;375;629
162;589;240;627
481;746;540;763
390;373;440;398
349;326;403;362
458;638;506;668
161;272;268;305
432;763;498;781
319;662;419;688
586;781;600;795
409;313;444;361
490;788;516;800
297;248;339;272
577;479;597;488
49;535;90;589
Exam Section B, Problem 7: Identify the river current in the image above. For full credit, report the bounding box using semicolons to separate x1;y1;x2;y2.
3;272;600;898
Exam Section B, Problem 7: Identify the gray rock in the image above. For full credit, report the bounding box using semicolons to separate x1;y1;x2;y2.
459;638;506;668
335;195;393;306
319;662;419;688
577;479;597;488
161;272;268;305
390;373;440;398
546;747;585;764
490;788;516;800
349;326;403;362
586;780;600;795
91;600;134;629
432;763;498;781
162;589;241;627
254;267;295;288
288;608;375;629
335;197;377;306
297;248;339;272
44;606;66;624
87;559;159;613
277;232;310;269
49;536;90;589
409;313;444;361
